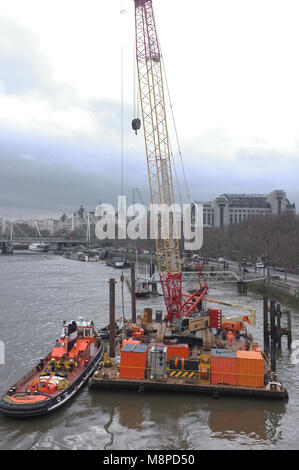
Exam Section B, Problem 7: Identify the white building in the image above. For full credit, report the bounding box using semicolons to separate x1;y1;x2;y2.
194;190;296;228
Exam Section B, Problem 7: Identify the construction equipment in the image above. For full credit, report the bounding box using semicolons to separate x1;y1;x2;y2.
133;0;208;325
205;298;256;326
199;355;211;384
222;316;250;334
180;316;210;335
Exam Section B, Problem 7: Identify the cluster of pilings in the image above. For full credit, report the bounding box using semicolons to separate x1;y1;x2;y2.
263;297;292;373
108;263;137;359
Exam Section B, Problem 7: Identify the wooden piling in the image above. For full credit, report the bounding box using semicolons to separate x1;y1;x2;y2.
150;262;155;277
286;310;292;351
109;278;116;358
263;297;270;357
238;281;247;295
131;264;136;323
276;303;282;351
120;272;125;326
270;300;276;373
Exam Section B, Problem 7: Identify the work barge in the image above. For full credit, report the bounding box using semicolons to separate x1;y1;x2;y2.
91;0;288;402
89;275;288;401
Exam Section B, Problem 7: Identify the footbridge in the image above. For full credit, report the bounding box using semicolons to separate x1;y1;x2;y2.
0;236;86;244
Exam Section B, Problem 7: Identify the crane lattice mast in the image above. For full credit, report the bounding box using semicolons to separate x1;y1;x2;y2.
133;0;207;323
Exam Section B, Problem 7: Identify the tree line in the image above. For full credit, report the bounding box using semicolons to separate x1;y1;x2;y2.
202;212;299;270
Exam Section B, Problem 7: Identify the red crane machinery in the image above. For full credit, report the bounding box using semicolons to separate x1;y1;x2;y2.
133;0;208;325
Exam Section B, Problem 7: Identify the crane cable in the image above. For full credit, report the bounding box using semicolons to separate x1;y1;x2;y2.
133;44;140;120
131;3;186;214
120;4;127;197
169;146;183;207
161;55;191;205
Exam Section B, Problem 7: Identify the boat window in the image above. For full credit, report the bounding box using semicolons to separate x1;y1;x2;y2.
85;329;91;337
77;329;84;336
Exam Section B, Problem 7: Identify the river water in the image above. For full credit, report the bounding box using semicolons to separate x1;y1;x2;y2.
0;253;298;450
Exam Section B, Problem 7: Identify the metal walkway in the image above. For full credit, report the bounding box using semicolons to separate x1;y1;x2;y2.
135;271;266;285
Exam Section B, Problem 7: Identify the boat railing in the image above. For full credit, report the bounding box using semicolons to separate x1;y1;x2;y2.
13;367;38;389
12;353;51;389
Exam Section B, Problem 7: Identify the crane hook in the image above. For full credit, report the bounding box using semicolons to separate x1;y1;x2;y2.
132;118;141;135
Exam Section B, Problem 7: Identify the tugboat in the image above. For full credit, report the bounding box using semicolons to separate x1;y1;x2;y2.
0;318;104;418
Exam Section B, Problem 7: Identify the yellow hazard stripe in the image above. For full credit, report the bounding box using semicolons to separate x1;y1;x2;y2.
169;371;196;378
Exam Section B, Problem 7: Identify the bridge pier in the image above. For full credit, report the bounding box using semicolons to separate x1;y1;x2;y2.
0;243;13;255
56;242;66;253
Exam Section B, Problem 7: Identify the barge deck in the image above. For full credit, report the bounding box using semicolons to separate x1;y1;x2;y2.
88;306;288;401
89;370;288;400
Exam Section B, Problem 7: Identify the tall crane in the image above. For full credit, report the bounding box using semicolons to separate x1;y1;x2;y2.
133;0;208;325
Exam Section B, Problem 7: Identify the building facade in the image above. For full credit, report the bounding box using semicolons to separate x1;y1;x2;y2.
194;190;296;228
13;205;96;235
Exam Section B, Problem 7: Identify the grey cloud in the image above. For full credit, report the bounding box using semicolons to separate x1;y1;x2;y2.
184;146;299;208
0;118;150;215
0;17;297;216
0;18;52;95
0;17;79;109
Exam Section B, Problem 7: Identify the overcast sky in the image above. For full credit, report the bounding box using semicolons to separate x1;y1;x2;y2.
0;0;299;219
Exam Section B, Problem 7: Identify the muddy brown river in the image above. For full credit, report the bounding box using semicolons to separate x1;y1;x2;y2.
0;253;298;450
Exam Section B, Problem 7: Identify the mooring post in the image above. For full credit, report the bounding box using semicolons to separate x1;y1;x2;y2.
263;297;270;357
276;303;282;351
238;281;247;295
286;309;292;351
150;261;155;277
109;278;116;358
131;263;136;323
270;300;277;373
120;272;125;327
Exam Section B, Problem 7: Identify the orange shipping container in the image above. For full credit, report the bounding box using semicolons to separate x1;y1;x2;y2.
120;343;148;379
236;350;264;387
166;344;189;363
121;338;141;348
210;349;237;385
